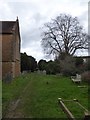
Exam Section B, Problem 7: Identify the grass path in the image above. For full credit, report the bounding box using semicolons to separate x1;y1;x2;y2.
3;74;34;118
5;81;32;118
0;80;2;119
2;73;88;119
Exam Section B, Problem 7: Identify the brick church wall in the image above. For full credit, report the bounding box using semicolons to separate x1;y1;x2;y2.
1;19;21;80
0;35;2;80
2;34;13;62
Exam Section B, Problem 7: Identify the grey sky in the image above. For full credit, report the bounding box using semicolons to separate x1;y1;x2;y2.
0;0;89;61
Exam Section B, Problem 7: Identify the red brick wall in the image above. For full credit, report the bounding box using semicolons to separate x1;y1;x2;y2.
2;62;12;79
0;35;2;80
15;60;21;77
2;34;13;62
2;33;21;79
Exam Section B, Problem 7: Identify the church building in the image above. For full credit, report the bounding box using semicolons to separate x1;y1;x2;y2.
0;18;21;80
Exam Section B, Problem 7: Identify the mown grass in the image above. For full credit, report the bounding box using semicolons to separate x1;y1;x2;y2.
2;74;31;116
0;80;2;119
2;73;88;119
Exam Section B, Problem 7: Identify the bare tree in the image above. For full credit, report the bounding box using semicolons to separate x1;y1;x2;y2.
41;14;88;57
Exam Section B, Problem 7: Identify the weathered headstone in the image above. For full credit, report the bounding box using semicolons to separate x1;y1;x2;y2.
43;70;46;75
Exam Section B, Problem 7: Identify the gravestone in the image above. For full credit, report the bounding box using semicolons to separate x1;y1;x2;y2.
42;70;46;75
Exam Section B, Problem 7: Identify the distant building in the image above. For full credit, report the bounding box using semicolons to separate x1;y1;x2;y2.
76;56;90;63
0;18;21;80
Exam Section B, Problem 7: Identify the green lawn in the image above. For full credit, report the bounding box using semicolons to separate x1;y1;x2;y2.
0;80;2;119
2;73;88;119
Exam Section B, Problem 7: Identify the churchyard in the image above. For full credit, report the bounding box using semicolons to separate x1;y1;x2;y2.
2;73;89;119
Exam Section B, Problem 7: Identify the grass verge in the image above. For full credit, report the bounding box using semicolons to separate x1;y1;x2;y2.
2;73;88;119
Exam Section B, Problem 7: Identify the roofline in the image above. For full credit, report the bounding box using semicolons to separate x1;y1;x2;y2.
0;18;20;34
0;20;16;22
16;18;21;42
0;32;13;34
74;56;90;58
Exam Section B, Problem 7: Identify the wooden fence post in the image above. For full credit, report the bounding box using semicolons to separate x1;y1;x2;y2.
84;111;90;120
58;98;76;120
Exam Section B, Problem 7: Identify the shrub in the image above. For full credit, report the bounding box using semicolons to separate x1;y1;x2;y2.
81;71;90;83
46;60;61;75
60;56;77;76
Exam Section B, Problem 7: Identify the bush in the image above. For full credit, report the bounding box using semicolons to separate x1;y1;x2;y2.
46;60;61;75
60;56;77;76
81;71;90;83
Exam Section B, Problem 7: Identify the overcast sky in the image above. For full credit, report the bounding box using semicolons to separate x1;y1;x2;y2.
0;0;89;62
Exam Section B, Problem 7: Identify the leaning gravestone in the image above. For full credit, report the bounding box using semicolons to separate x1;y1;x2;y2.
42;70;46;75
22;71;27;75
37;70;41;74
4;72;12;83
